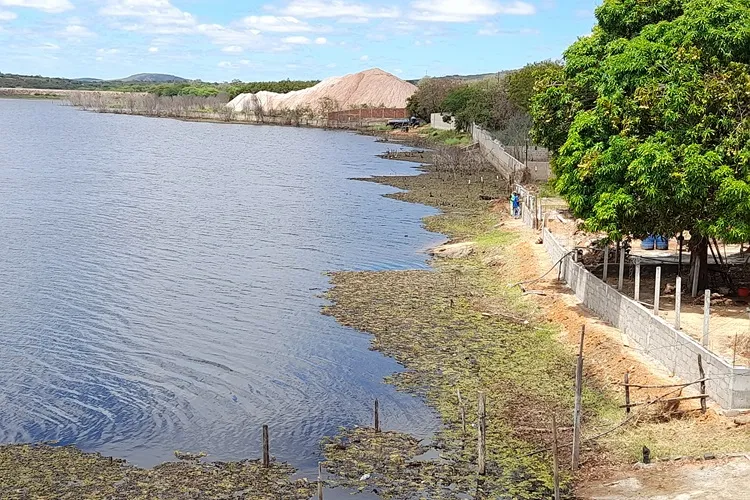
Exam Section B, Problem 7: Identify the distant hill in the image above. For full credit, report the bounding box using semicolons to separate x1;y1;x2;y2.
407;70;514;85
120;73;186;83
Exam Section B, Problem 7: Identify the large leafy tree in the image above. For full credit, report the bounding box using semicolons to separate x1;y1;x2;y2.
531;0;750;288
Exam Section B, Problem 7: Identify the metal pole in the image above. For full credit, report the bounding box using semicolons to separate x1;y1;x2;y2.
634;257;641;302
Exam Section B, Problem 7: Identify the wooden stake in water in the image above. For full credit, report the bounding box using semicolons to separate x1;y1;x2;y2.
572;325;585;470
262;425;270;468
318;462;324;500
477;392;487;476
703;290;711;348
374;399;380;433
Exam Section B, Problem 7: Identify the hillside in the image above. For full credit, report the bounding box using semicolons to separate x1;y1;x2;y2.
120;73;186;83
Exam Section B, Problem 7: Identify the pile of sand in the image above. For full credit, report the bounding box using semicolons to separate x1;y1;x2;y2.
227;68;416;115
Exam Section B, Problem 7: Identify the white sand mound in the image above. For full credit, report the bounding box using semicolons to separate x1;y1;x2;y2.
227;68;416;115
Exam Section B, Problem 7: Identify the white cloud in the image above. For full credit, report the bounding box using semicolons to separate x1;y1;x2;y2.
241;15;319;33
96;47;119;54
359;54;368;61
197;23;263;48
61;24;95;37
0;10;16;19
478;24;538;35
325;62;336;68
101;0;197;33
218;59;252;69
148;46;158;52
282;35;310;44
314;36;327;44
410;0;536;22
221;45;243;52
0;0;72;13
40;42;60;49
282;0;400;19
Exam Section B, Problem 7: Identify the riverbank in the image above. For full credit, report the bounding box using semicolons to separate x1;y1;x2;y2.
320;146;750;498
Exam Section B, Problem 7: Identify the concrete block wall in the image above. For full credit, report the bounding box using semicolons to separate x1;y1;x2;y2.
543;228;750;409
430;113;456;131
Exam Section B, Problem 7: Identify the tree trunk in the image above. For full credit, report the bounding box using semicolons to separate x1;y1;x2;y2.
689;236;709;292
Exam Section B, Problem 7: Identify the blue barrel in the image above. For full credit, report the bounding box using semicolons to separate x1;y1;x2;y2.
655;235;669;250
641;235;655;250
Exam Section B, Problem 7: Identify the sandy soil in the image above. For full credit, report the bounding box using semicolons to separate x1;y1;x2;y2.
578;456;750;499
500;215;750;498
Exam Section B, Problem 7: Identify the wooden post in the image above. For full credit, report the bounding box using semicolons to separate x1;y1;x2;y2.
572;325;585;470
374;399;380;433
618;245;626;291
318;462;324;500
634;257;641;302
654;267;662;314
624;372;631;414
703;289;711;347
675;276;682;330
692;258;701;298
478;392;487;475
262;425;270;468
698;355;707;414
552;414;561;500
642;446;651;464
603;245;609;283
457;389;466;436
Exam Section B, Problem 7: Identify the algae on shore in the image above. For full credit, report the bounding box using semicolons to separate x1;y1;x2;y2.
0;444;314;499
321;159;614;498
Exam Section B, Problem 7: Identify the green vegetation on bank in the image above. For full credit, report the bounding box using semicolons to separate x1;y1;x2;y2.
321;160;619;498
0;444;314;499
0;72;319;99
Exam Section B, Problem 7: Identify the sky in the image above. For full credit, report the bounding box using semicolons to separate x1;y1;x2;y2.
0;0;601;82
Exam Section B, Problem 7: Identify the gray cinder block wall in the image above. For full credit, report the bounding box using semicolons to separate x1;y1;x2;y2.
542;228;750;409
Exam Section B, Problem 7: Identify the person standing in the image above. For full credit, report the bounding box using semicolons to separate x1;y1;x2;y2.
511;192;521;218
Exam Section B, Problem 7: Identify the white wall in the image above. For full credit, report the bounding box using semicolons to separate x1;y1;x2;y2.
430;113;456;130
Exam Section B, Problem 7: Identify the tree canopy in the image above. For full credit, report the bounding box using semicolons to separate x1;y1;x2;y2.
531;0;750;249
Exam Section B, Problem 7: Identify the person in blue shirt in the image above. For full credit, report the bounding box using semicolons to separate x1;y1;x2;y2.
511;192;520;218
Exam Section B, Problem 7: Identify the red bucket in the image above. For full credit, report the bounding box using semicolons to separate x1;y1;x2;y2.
738;287;750;298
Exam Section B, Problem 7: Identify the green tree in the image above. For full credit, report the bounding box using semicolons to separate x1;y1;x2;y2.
506;60;563;112
531;0;750;289
406;77;462;121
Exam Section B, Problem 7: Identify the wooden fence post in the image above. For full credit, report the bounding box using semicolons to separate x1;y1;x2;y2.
374;399;380;433
634;257;641;302
703;289;711;347
603;245;609;283
457;389;467;436
698;355;707;414
654;267;662;314
624;372;631;414
618;245;626;291
572;325;585;469
478;392;487;475
318;462;324;500
262;425;270;468
552;414;561;500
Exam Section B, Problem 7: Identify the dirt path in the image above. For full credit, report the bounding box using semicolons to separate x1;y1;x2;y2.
578;456;750;499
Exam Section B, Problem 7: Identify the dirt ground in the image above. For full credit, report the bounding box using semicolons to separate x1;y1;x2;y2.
578;456;750;499
500;216;750;498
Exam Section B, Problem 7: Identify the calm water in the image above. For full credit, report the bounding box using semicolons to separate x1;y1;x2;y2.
0;99;442;472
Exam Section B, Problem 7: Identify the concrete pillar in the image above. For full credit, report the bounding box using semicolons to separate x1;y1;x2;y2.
692;259;701;298
703;289;711;347
603;245;609;283
654;267;662;315
618;246;626;291
634;257;641;302
675;276;682;330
